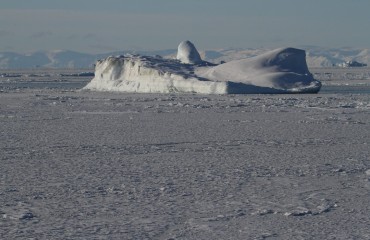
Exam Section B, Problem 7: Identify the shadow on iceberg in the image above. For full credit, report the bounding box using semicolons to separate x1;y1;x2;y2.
84;41;321;94
226;81;320;94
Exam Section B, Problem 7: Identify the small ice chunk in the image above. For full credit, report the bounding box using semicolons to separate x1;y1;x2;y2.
19;212;34;220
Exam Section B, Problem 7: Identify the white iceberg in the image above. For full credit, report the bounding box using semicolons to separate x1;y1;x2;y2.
84;42;321;94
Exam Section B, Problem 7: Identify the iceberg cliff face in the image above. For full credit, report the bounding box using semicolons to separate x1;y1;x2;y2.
84;43;321;94
84;55;228;94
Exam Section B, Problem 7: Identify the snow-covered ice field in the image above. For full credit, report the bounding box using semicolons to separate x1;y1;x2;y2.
1;68;370;239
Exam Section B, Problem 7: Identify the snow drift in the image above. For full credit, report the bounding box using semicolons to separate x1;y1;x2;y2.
84;42;321;94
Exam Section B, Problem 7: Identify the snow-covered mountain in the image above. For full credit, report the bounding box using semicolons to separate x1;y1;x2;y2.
0;50;174;69
304;46;370;67
1;46;370;69
198;46;370;68
0;50;97;69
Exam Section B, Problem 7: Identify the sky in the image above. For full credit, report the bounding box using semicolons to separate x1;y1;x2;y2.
1;0;369;53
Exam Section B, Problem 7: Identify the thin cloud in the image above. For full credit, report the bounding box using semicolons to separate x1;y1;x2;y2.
83;33;97;40
30;31;53;39
88;44;121;52
0;30;13;37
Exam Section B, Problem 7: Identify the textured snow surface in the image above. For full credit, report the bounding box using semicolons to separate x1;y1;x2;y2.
1;72;370;239
84;46;321;94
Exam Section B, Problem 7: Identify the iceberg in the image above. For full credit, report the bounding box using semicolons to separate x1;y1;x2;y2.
84;42;321;94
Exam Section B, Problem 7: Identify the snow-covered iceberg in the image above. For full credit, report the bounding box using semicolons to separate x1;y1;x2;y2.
84;42;321;94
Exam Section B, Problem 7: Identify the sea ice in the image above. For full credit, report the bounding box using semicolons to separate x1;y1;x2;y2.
0;85;369;239
84;41;321;94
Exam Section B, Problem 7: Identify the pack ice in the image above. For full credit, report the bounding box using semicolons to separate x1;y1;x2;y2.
84;41;321;94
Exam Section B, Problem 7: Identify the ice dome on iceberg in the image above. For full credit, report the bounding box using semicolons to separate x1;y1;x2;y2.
176;40;203;64
83;42;321;94
196;47;321;93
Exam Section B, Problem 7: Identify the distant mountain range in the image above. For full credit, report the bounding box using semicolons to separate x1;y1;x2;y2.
0;49;175;69
0;46;369;69
200;46;370;68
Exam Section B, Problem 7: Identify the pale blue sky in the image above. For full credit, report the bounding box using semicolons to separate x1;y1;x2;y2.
1;0;369;53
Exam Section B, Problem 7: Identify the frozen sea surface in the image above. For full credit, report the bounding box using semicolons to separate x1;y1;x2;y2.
1;68;370;239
